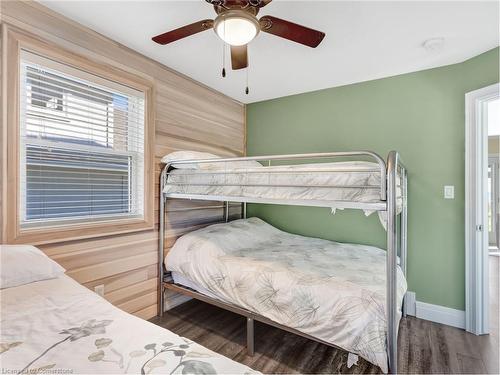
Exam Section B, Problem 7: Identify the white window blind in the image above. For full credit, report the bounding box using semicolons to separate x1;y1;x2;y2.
19;50;145;228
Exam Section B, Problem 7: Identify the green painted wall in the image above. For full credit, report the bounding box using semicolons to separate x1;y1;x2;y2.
246;47;499;311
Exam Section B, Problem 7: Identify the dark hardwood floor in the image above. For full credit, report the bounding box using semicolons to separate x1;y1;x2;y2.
151;257;499;374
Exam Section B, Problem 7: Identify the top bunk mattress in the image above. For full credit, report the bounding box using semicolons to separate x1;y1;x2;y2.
163;161;400;209
165;217;407;372
0;274;258;374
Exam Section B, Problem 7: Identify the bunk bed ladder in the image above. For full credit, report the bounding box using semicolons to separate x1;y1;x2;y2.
159;167;167;318
386;150;407;374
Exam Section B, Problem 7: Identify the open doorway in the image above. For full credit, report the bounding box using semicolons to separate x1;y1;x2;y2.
487;97;499;348
465;83;499;336
488;99;500;255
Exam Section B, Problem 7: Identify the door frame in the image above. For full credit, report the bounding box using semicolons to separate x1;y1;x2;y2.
488;156;499;247
465;83;499;335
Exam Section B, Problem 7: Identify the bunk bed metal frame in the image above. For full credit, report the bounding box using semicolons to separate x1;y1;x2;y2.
158;151;408;374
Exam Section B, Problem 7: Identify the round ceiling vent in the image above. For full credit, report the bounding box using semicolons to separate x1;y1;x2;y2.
422;37;445;52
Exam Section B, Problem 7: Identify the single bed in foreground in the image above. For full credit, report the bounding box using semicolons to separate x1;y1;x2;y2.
0;262;257;374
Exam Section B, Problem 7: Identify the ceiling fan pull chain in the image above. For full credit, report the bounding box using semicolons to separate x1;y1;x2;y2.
222;42;226;77
222;15;227;78
245;65;249;95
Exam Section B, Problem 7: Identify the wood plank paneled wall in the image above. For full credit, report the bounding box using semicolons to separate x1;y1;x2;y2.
0;1;245;320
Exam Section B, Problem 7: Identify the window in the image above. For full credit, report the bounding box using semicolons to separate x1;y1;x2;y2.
19;50;146;228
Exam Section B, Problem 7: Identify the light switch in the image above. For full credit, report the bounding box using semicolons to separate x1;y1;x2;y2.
444;185;455;199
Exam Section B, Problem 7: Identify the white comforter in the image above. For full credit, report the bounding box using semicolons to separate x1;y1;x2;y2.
166;218;407;373
164;161;395;203
164;161;401;228
0;275;257;374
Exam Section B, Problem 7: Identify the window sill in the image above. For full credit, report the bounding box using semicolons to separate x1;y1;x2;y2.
7;216;155;245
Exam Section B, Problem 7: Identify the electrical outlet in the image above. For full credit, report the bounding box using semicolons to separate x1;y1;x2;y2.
94;284;105;297
444;185;455;199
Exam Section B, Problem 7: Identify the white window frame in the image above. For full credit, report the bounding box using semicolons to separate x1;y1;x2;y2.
19;51;146;228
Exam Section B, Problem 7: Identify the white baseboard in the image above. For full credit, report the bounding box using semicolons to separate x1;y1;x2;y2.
404;291;416;316
415;301;465;329
405;291;465;329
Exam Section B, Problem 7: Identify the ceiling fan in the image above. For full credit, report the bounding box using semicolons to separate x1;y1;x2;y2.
152;0;325;72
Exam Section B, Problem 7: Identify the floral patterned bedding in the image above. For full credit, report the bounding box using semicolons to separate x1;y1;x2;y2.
166;217;407;373
0;275;258;374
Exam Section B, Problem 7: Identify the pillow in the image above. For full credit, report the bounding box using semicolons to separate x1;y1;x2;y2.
161;151;220;169
161;151;262;170
0;245;66;289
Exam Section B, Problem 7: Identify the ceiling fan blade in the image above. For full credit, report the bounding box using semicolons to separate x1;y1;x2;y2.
231;45;248;70
256;0;272;7
247;0;272;7
259;15;325;48
152;19;214;45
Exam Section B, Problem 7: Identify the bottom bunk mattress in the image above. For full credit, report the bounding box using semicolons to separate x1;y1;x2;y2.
0;274;258;374
165;217;407;373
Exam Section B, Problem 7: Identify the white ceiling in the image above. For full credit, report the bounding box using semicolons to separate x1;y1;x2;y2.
38;1;499;104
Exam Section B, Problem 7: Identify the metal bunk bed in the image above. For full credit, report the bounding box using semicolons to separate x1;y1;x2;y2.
158;150;408;374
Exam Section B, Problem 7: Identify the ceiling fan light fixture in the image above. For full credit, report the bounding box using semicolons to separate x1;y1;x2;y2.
214;11;260;46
